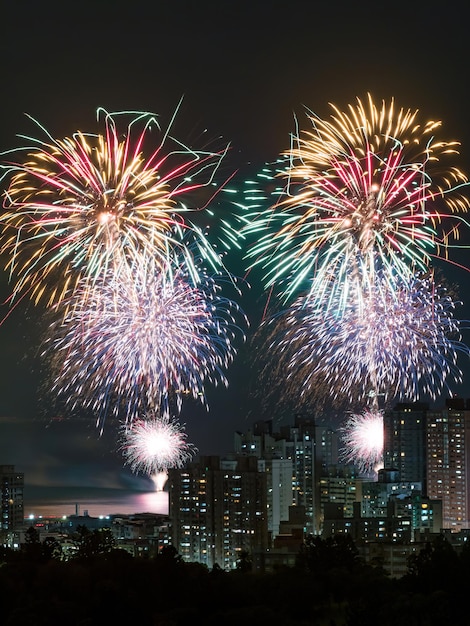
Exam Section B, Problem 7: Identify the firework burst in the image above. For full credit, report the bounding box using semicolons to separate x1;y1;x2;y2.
0;107;231;307
121;414;197;475
43;250;246;428
244;94;469;304
258;272;467;407
340;410;384;474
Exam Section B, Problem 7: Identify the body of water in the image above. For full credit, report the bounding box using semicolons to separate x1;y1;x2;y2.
23;485;169;519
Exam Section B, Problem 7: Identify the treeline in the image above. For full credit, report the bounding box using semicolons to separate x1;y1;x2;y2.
1;528;470;625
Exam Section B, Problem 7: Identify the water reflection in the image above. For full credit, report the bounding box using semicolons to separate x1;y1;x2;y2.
25;488;169;518
131;489;169;515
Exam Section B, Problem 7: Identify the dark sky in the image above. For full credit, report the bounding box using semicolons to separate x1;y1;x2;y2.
1;0;470;490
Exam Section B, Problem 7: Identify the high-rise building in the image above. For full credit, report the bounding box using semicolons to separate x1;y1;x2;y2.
282;416;319;534
0;465;24;531
426;398;470;531
383;403;428;490
319;468;360;522
361;469;442;535
384;398;470;532
361;469;422;518
235;415;322;534
234;420;294;539
315;424;340;473
257;457;293;539
234;420;285;459
168;455;268;570
235;415;345;535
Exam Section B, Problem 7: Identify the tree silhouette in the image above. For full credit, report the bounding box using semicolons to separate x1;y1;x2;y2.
236;549;252;573
74;525;117;559
297;533;361;574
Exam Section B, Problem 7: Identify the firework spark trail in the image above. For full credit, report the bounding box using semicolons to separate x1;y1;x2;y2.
243;95;469;306
0;108;233;307
340;410;384;474
43;250;246;429
121;414;197;475
261;272;468;406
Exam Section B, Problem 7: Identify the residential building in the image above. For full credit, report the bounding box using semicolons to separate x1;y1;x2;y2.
168;455;268;570
0;464;24;531
426;398;470;531
382;398;470;531
322;501;413;544
235;414;322;534
282;416;319;534
319;468;360;524
361;469;422;518
383;403;428;489
258;457;293;539
253;505;306;573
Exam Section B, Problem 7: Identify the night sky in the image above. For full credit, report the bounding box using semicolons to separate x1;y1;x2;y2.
1;0;469;494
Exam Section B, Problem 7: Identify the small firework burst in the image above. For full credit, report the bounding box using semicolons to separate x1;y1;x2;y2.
121;414;197;475
340;410;384;474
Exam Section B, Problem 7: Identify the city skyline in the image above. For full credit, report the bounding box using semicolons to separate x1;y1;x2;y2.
1;0;470;501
